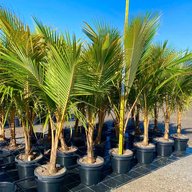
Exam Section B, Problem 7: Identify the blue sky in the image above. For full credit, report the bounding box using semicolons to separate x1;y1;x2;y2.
1;0;192;50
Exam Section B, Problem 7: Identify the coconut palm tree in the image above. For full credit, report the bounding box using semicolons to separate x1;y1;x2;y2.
134;42;192;146
143;43;192;143
81;22;122;163
0;86;9;143
0;85;18;148
172;65;192;136
115;11;160;154
0;8;47;160
160;55;192;141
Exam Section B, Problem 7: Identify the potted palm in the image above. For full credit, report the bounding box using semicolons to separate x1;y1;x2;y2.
171;71;192;152
0;86;24;164
77;21;122;185
134;42;192;161
153;47;192;157
133;44;163;164
110;0;160;172
0;9;44;179
0;14;93;189
33;22;97;190
0;92;7;146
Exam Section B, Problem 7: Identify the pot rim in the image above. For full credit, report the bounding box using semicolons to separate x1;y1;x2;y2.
34;164;66;180
77;156;104;168
171;134;189;141
155;138;174;144
0;182;16;191
1;145;24;153
57;146;78;155
15;153;43;164
134;142;155;149
109;148;133;158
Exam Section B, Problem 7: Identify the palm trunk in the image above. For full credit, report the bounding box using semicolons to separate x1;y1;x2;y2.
23;81;32;158
23;121;31;160
86;111;95;163
49;116;64;174
0;109;5;141
118;0;130;155
142;107;149;146
164;99;170;140
153;103;158;131
59;131;68;151
29;110;35;143
54;113;68;151
118;95;125;155
49;132;59;174
95;108;105;145
177;107;182;135
9;109;16;147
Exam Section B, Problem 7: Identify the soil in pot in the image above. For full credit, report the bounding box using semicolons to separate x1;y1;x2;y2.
110;148;133;174
77;156;104;186
15;152;43;179
154;137;174;157
172;134;189;152
34;164;66;192
134;142;155;164
56;146;78;169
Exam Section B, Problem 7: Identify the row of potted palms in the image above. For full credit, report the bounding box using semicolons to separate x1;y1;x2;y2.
0;1;192;191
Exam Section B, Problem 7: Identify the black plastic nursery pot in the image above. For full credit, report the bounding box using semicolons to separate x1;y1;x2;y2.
72;136;85;147
135;143;155;164
128;131;135;149
77;156;104;186
1;146;24;164
156;139;174;157
56;147;78;169
0;150;15;165
110;149;133;174
15;153;43;179
94;142;106;157
0;140;7;147
172;135;189;152
134;134;144;142
110;137;118;148
34;166;66;192
0;182;16;192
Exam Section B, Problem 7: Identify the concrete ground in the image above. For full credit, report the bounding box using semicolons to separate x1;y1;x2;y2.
114;155;192;192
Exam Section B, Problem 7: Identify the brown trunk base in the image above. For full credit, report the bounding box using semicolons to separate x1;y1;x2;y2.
36;164;65;176
142;140;148;146
0;137;5;141
164;133;169;140
18;152;42;162
80;156;97;164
